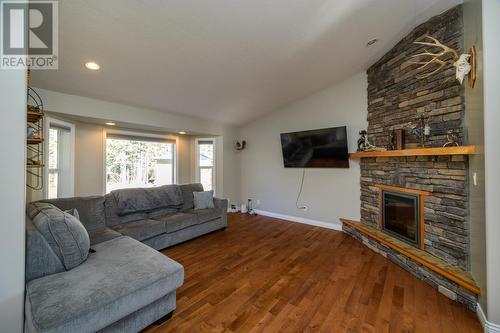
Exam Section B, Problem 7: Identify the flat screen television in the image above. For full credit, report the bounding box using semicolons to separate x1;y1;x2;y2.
280;126;349;168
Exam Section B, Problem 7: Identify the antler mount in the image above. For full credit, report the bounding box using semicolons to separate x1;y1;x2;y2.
411;35;459;79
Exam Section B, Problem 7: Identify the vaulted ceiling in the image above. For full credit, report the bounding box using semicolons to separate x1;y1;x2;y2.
32;0;461;126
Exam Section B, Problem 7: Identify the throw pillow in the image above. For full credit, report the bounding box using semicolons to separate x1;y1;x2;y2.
30;204;90;270
64;208;80;220
193;190;215;210
27;202;55;219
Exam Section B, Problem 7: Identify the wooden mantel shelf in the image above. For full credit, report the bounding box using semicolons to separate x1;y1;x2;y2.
349;145;476;158
340;218;480;295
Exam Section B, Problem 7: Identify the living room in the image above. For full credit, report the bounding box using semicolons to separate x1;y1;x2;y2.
1;0;500;332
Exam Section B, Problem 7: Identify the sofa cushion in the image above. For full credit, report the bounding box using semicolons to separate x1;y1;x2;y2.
179;183;203;211
88;227;122;246
28;202;90;270
104;193;150;227
25;217;65;282
153;212;199;233
111;185;183;216
193;190;215;209
111;219;166;241
25;236;184;333
148;206;180;219
40;196;106;231
186;208;222;224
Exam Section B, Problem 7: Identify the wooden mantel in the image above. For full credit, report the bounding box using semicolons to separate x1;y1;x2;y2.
349;145;476;159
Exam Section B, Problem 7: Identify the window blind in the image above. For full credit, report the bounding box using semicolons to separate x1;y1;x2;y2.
106;133;176;144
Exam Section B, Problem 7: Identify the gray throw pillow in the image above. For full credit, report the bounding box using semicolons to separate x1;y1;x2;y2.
193;190;215;210
27;202;55;219
64;208;80;220
30;203;90;270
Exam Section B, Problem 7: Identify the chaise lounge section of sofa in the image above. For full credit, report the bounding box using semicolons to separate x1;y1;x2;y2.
25;183;227;333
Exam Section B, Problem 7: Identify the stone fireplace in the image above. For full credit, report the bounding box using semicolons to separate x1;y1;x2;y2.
341;5;480;311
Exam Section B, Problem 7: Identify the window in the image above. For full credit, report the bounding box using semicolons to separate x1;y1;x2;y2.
105;133;176;193
196;139;215;192
46;119;75;199
47;128;60;199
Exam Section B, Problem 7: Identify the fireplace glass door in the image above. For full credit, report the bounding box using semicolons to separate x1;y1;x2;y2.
382;190;420;246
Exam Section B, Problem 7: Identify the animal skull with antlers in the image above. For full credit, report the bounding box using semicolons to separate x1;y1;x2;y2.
411;35;471;84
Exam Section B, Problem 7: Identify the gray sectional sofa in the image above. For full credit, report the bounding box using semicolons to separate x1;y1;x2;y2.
25;183;228;333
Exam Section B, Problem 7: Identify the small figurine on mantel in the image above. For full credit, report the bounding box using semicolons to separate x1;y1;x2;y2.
408;114;431;147
387;130;396;150
443;129;460;147
357;130;386;152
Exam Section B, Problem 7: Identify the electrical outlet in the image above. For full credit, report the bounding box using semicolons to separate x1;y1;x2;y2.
473;172;478;186
256;199;260;206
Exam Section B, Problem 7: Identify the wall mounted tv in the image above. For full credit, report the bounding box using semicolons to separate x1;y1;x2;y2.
280;126;349;168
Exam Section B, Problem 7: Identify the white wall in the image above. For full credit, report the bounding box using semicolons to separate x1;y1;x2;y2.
239;72;367;227
483;0;500;325
75;122;106;196
0;70;26;331
33;89;241;203
464;0;487;313
35;88;231;136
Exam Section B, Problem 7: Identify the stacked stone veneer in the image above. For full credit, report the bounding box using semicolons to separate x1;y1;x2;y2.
361;155;468;269
345;5;476;308
366;6;465;148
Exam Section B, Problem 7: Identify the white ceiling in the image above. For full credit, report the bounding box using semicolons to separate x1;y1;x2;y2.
32;0;461;126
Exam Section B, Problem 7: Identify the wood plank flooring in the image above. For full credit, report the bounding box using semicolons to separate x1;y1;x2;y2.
144;213;481;333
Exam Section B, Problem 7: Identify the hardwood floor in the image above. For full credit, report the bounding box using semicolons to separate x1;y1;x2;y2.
144;213;481;333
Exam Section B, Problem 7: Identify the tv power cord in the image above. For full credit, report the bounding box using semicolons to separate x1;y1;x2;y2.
296;168;308;211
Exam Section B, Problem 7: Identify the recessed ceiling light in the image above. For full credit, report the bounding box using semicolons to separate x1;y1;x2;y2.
105;122;116;126
179;131;187;135
366;38;378;47
85;61;100;70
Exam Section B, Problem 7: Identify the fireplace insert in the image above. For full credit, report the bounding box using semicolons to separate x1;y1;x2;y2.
381;190;420;247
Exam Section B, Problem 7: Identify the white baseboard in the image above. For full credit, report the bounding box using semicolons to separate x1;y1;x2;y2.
254;210;343;231
477;303;500;333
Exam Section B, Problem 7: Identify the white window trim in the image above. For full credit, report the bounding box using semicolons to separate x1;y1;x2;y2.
103;128;179;194
195;137;216;195
44;117;76;199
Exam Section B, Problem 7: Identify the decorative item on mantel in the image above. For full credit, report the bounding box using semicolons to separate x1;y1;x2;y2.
387;128;405;151
357;130;386;152
411;35;477;88
395;129;405;150
235;140;246;151
443;129;460;147
407;114;431;148
387;130;396;151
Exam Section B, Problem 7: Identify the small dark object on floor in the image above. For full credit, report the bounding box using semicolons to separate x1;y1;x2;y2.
154;311;173;325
